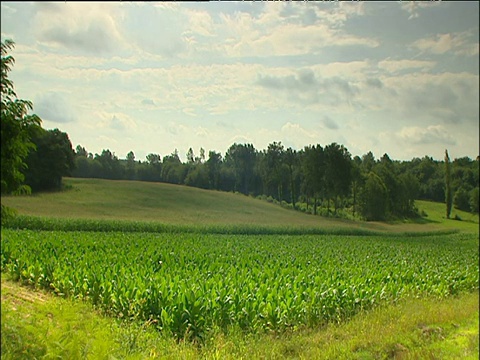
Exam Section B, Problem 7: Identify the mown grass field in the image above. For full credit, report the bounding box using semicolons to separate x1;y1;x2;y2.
2;177;477;234
1;177;479;359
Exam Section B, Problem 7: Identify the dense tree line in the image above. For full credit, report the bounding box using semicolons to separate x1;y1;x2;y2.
71;143;479;220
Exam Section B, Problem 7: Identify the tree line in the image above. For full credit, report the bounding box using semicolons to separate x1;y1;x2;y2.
2;39;478;222
70;143;479;220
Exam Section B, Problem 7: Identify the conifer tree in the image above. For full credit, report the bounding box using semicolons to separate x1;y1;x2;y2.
444;149;452;219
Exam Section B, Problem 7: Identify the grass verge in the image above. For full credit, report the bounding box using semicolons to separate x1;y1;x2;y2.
2;276;478;359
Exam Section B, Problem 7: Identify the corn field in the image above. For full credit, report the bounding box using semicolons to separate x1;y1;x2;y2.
1;229;478;340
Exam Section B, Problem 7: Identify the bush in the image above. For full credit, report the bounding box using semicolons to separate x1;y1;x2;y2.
469;187;479;213
360;172;388;221
1;205;17;226
453;187;470;212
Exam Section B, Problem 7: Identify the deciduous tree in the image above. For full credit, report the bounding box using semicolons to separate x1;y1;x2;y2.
1;39;41;194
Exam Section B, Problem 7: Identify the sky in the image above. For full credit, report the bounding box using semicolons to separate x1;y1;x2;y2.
1;1;479;162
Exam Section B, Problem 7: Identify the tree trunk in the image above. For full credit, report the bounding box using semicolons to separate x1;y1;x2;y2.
353;182;356;217
290;179;296;209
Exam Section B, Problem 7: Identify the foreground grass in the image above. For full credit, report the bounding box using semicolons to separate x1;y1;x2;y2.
2;277;478;359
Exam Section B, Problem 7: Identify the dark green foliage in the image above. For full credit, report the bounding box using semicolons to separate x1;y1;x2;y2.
225;143;258;195
206;151;222;190
469;187;479;213
125;151;136;180
359;172;388;221
1;205;17;226
445;150;453;219
454;187;471;212
185;165;209;189
300;144;325;215
23;128;75;192
1;39;42;194
161;150;186;184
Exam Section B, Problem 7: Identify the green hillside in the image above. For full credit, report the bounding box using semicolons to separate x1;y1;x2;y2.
1;177;477;234
415;200;479;233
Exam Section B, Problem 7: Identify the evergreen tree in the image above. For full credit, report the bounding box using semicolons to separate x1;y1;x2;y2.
444;149;452;219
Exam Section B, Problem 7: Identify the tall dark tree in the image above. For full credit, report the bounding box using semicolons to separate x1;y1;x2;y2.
350;157;363;217
301;144;325;215
284;147;298;209
445;149;452;219
1;39;42;194
361;151;376;174
162;150;186;184
324;143;352;214
23;128;75;191
125;150;136;180
225;143;257;195
206;150;222;190
263;141;285;201
75;145;88;157
186;148;195;164
140;153;162;182
360;172;388;221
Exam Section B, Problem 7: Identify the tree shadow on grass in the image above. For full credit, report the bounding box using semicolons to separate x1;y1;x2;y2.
408;216;440;225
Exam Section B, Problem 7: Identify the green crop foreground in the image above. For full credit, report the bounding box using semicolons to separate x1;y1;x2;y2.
1;229;478;341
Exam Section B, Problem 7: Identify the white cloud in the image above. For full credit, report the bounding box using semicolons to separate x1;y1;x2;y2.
281;122;316;140
184;9;216;37
95;112;137;131
379;71;479;125
321;116;339;130
33;3;127;55
398;125;456;145
400;1;441;20
34;92;76;124
412;31;479;56
377;59;436;73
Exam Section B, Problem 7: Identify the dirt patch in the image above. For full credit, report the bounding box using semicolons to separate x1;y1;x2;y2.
1;280;49;307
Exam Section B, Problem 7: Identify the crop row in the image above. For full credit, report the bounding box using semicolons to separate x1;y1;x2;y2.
1;230;478;340
2;214;458;237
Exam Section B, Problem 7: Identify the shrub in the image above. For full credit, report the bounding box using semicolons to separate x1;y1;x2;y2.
1;205;17;226
453;187;470;212
469;187;479;213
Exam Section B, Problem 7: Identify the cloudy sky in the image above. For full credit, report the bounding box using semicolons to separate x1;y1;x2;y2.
1;1;478;162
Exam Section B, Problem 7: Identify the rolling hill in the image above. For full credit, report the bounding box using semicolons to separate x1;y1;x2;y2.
1;177;477;233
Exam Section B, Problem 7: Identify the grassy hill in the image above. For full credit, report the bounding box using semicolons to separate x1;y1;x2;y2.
1;177;478;234
415;199;479;233
1;178;339;226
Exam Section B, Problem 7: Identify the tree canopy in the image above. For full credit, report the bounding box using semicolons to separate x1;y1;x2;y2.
1;39;41;194
1;39;74;195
